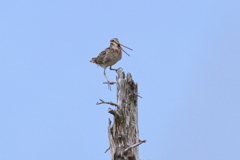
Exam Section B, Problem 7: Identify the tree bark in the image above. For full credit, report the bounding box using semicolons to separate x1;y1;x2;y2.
107;70;145;160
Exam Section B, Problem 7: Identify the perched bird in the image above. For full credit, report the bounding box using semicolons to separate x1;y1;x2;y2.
90;38;132;90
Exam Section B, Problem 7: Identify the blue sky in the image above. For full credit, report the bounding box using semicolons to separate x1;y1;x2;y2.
1;1;240;159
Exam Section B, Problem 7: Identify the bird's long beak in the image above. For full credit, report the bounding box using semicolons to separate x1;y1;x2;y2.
118;43;133;57
119;43;133;51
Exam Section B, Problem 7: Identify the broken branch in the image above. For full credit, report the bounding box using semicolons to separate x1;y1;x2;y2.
124;140;146;152
104;147;110;153
96;99;118;107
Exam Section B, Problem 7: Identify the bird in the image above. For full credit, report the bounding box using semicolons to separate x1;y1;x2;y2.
90;38;132;90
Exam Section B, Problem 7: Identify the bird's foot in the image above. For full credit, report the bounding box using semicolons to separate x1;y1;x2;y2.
103;81;116;90
110;67;123;73
116;67;123;72
112;67;123;73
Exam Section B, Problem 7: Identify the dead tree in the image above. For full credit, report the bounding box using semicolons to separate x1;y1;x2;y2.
97;69;146;160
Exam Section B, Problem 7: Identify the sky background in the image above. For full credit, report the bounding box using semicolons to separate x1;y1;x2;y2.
1;0;240;160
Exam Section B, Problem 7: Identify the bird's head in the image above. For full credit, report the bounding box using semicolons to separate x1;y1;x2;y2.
110;38;120;46
110;38;133;56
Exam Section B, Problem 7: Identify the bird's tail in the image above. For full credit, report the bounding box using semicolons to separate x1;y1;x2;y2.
89;58;96;63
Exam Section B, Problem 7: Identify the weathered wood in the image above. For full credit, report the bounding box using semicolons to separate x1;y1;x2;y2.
106;69;145;160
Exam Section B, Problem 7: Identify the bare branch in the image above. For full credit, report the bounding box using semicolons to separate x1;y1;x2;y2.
96;99;118;107
104;147;110;153
130;91;143;98
124;140;146;152
103;82;116;85
108;108;120;117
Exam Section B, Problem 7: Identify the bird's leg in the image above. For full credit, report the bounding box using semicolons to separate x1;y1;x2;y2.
104;68;111;90
110;66;123;73
110;66;119;72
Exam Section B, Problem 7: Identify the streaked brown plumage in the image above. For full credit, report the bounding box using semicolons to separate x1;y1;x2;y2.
90;38;132;90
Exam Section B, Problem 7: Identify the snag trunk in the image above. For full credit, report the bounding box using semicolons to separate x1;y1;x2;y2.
107;70;144;160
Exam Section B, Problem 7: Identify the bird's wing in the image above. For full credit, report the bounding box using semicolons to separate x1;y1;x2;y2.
94;49;107;65
95;47;115;65
102;48;115;64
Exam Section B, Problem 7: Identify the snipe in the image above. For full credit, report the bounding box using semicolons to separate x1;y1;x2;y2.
90;38;132;90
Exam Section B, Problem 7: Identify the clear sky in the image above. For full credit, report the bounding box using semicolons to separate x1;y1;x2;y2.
1;1;240;160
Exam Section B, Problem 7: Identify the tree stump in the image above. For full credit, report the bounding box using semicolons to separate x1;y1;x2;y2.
106;70;145;160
